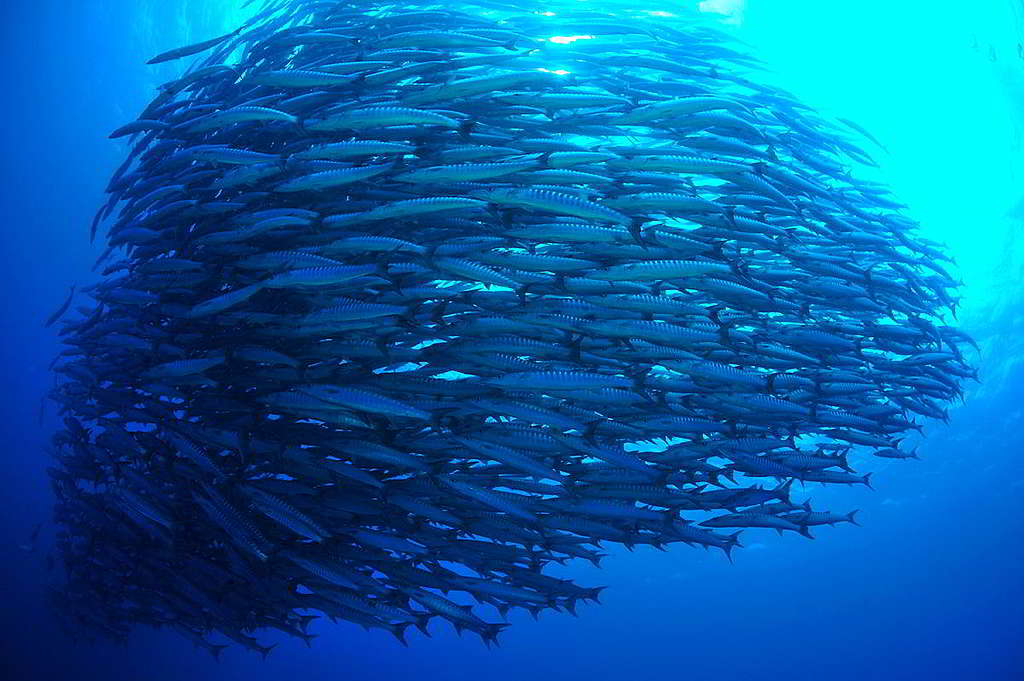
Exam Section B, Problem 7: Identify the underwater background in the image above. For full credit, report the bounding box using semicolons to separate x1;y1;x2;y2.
1;1;1022;680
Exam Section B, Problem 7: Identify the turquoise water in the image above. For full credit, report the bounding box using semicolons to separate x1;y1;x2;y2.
1;2;1020;679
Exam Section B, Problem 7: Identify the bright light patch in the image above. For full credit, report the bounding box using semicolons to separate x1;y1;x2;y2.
549;34;593;44
698;0;746;24
537;67;571;76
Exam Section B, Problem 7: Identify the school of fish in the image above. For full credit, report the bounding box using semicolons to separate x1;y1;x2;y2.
45;0;976;655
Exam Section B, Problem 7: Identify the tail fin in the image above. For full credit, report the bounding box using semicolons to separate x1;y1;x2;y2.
415;614;431;636
391;622;410;646
479;623;508;648
458;119;476;139
774;477;793;502
846;510;860;526
722;531;743;563
586;586;606;604
628;217;646;246
838;449;853;472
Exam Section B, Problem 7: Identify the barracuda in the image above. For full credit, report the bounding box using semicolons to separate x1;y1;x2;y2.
51;0;972;656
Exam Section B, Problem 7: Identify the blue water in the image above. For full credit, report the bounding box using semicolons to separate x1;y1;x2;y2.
1;1;1022;680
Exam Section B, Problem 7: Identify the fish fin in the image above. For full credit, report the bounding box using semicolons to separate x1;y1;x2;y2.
392;623;410;646
846;510;860;526
480;623;507;648
515;284;529;304
721;534;742;563
626;218;645;246
581;420;601;444
839;450;854;472
773;478;793;502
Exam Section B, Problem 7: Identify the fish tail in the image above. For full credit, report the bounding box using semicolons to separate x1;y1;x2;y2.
457;119;476;139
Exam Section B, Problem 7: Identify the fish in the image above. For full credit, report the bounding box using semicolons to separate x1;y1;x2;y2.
45;0;974;656
17;523;43;553
44;285;75;327
146;28;242;65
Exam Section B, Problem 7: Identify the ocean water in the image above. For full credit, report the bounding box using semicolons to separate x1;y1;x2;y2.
1;1;1021;680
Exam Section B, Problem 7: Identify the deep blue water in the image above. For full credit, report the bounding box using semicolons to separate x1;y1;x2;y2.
2;1;1022;680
